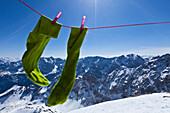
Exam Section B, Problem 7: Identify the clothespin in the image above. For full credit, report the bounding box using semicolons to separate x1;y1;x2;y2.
80;16;86;33
51;12;62;24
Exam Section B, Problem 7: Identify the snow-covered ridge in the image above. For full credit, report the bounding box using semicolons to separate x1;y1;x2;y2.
67;93;170;113
0;85;21;97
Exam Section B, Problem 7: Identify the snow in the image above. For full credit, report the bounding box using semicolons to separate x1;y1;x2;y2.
94;59;100;64
161;73;168;79
47;65;58;75
0;71;11;75
0;90;83;113
118;70;124;76
138;76;143;83
0;85;20;97
67;93;170;113
109;82;117;89
18;67;23;72
10;108;35;113
85;68;89;73
161;67;170;79
39;87;48;94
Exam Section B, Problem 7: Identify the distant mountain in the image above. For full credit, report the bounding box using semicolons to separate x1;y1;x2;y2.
0;57;20;63
0;54;169;109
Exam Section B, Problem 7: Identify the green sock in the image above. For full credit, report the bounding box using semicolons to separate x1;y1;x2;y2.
47;27;88;106
22;15;62;86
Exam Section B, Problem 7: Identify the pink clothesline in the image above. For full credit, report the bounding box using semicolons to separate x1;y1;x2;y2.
19;0;170;30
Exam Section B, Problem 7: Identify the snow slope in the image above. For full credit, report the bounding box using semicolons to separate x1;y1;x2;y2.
0;86;83;113
67;93;170;113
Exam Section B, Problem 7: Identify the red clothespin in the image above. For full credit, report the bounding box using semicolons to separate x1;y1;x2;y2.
51;12;62;24
80;16;86;33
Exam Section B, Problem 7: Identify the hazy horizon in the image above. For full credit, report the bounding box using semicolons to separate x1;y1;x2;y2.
0;53;169;60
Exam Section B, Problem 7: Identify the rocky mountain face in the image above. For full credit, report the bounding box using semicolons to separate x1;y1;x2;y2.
0;54;169;106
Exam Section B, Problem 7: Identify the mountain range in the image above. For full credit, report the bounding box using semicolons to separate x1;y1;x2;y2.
0;54;169;109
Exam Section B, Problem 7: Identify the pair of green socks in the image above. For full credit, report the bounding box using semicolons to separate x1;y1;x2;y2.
22;15;88;106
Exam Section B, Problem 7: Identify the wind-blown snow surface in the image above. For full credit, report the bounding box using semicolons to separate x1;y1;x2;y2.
68;93;170;113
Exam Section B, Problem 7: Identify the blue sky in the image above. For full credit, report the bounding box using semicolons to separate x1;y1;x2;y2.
0;0;170;59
